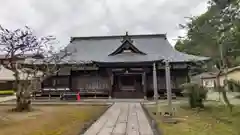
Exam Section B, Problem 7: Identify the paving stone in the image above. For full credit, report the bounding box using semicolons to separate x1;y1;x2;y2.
83;102;154;135
98;127;113;135
113;123;127;134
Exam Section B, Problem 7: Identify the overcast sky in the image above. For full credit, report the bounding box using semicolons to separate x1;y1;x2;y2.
0;0;209;47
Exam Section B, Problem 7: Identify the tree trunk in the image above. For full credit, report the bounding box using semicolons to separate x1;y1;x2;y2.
13;85;32;112
217;71;233;112
15;94;31;112
222;59;233;112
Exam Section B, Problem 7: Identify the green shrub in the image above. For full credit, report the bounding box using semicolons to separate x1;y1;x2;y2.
0;90;14;95
181;83;208;108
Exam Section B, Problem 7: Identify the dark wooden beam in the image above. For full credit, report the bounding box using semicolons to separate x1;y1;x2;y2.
94;60;163;67
158;63;188;69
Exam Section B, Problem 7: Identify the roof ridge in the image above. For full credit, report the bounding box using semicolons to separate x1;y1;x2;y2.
70;33;167;42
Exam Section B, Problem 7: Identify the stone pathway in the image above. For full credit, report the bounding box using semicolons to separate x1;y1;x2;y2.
83;103;154;135
0;95;16;103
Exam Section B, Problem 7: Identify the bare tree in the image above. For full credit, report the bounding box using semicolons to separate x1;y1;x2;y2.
0;26;71;111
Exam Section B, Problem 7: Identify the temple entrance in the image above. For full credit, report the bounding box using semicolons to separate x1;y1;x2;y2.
119;75;136;91
113;74;144;98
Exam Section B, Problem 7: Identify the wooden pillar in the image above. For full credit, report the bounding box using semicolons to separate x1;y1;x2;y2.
69;69;72;91
142;72;147;100
172;75;177;89
165;60;172;112
186;66;191;83
41;81;43;92
53;77;56;91
107;69;113;99
109;73;113;99
153;63;158;100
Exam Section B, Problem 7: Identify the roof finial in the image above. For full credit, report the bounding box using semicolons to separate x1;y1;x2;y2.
121;31;133;43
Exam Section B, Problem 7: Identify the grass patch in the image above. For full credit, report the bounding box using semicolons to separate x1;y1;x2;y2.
146;103;240;135
0;90;14;95
0;105;108;135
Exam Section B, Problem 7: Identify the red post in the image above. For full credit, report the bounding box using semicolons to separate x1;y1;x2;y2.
77;92;81;101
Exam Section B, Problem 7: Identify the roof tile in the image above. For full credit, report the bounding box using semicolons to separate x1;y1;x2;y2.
64;34;209;63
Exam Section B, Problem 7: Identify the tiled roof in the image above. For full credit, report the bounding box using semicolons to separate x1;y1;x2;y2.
0;54;43;59
62;33;209;63
0;65;42;81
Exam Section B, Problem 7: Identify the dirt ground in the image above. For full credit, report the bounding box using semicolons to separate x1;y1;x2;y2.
0;105;107;135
